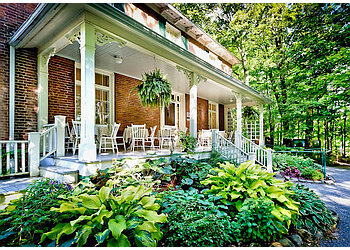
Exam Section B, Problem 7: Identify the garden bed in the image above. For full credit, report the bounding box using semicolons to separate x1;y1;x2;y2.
0;153;338;247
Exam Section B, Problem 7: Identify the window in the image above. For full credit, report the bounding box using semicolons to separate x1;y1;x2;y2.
75;67;113;125
164;94;181;128
209;102;218;129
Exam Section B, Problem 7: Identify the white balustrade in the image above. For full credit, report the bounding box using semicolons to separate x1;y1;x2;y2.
0;140;29;175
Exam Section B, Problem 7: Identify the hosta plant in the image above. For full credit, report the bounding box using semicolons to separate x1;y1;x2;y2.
41;185;166;247
290;184;336;237
201;161;300;231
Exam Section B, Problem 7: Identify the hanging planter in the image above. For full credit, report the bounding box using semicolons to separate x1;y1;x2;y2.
135;68;172;109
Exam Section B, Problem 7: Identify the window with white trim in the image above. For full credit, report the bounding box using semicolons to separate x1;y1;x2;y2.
164;94;181;128
75;67;114;125
209;101;218;129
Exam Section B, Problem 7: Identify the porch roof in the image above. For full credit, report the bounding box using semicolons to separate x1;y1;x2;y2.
8;3;271;105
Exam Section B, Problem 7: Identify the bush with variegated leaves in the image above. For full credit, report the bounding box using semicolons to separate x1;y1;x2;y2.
40;185;166;247
201;161;300;233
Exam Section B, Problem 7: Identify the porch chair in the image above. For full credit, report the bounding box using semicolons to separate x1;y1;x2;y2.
131;124;146;152
65;122;74;153
72;120;81;155
145;125;157;150
115;125;126;152
227;131;234;142
99;122;120;154
200;129;211;147
160;126;173;149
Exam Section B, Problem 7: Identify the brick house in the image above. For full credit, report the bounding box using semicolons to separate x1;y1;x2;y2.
0;3;271;180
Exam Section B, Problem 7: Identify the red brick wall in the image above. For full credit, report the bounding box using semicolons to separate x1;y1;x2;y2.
14;49;38;140
48;56;75;125
0;3;37;139
185;94;209;132
115;73;160;135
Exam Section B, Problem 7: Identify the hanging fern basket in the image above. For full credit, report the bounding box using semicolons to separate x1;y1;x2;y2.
136;68;172;109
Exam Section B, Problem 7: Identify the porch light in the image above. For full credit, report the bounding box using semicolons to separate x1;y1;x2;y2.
229;98;234;103
114;55;123;64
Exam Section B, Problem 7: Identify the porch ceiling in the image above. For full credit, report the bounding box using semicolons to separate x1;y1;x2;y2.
57;41;254;106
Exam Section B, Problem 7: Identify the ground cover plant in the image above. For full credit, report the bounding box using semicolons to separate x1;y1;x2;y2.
0;179;73;246
273;153;324;180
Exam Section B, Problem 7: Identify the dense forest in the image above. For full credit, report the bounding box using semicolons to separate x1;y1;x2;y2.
174;3;350;157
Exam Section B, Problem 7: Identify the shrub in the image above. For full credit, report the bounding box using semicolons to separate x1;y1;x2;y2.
201;161;299;232
234;197;287;245
0;179;73;246
290;184;336;237
300;167;324;180
178;131;197;153
158;188;237;247
41;185;166;247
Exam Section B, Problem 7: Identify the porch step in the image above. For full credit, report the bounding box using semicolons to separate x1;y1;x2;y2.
39;165;79;184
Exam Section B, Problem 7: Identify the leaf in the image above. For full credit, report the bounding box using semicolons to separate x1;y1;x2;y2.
107;238;118;247
56;223;78;243
80;194;101;210
55;203;86;214
99;186;111;202
40;223;66;243
94;209;113;224
136;221;158;233
108;217;126;239
0;231;16;241
70;215;92;227
134;210;167;223
116;234;131;247
95;229;110;246
236;200;243;211
134;230;157;247
76;226;93;247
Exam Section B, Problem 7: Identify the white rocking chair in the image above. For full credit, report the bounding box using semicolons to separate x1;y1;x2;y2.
145;125;157;150
72;120;81;155
131;124;146;152
99;123;120;154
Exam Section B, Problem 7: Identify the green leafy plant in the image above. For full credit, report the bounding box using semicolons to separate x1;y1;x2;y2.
300;167;324;180
290;184;336;237
178;131;197;153
135;68;172;109
234;197;288;245
41;185;166;247
201;161;299;232
0;179;73;246
158;188;237;247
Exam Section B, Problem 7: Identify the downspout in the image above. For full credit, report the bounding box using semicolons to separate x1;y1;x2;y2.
9;46;15;140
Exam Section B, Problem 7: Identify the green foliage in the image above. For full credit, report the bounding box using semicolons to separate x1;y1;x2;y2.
273;153;324;180
136;68;172;109
201;161;299;231
178;131;197;153
300;167;324;180
0;179;73;246
158;188;237;247
41;185;166;247
234;197;287;245
290;184;336;237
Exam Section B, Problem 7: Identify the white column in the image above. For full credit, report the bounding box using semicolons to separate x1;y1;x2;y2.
266;149;273;173
55;115;66;157
212;129;219;151
9;46;15;140
236;93;242;133
79;22;96;161
190;72;198;138
37;53;49;131
28;132;40;176
259;104;264;146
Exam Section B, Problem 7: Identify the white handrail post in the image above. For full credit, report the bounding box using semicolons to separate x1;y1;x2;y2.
55;115;66;157
28;132;40;176
266;149;273;173
212;129;219;152
235;130;241;149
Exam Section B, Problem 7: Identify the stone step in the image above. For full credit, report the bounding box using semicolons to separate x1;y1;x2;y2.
39;165;79;183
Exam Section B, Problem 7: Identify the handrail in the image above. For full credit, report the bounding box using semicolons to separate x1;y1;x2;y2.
215;134;248;166
40;124;57;161
235;131;272;172
0;141;29;175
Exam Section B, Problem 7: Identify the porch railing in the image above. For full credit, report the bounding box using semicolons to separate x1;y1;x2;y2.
212;129;249;166
0;141;29;175
40;124;57;161
235;131;272;173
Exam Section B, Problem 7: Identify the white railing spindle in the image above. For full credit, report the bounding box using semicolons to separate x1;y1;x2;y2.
6;143;10;173
21;142;26;173
14;142;18;173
